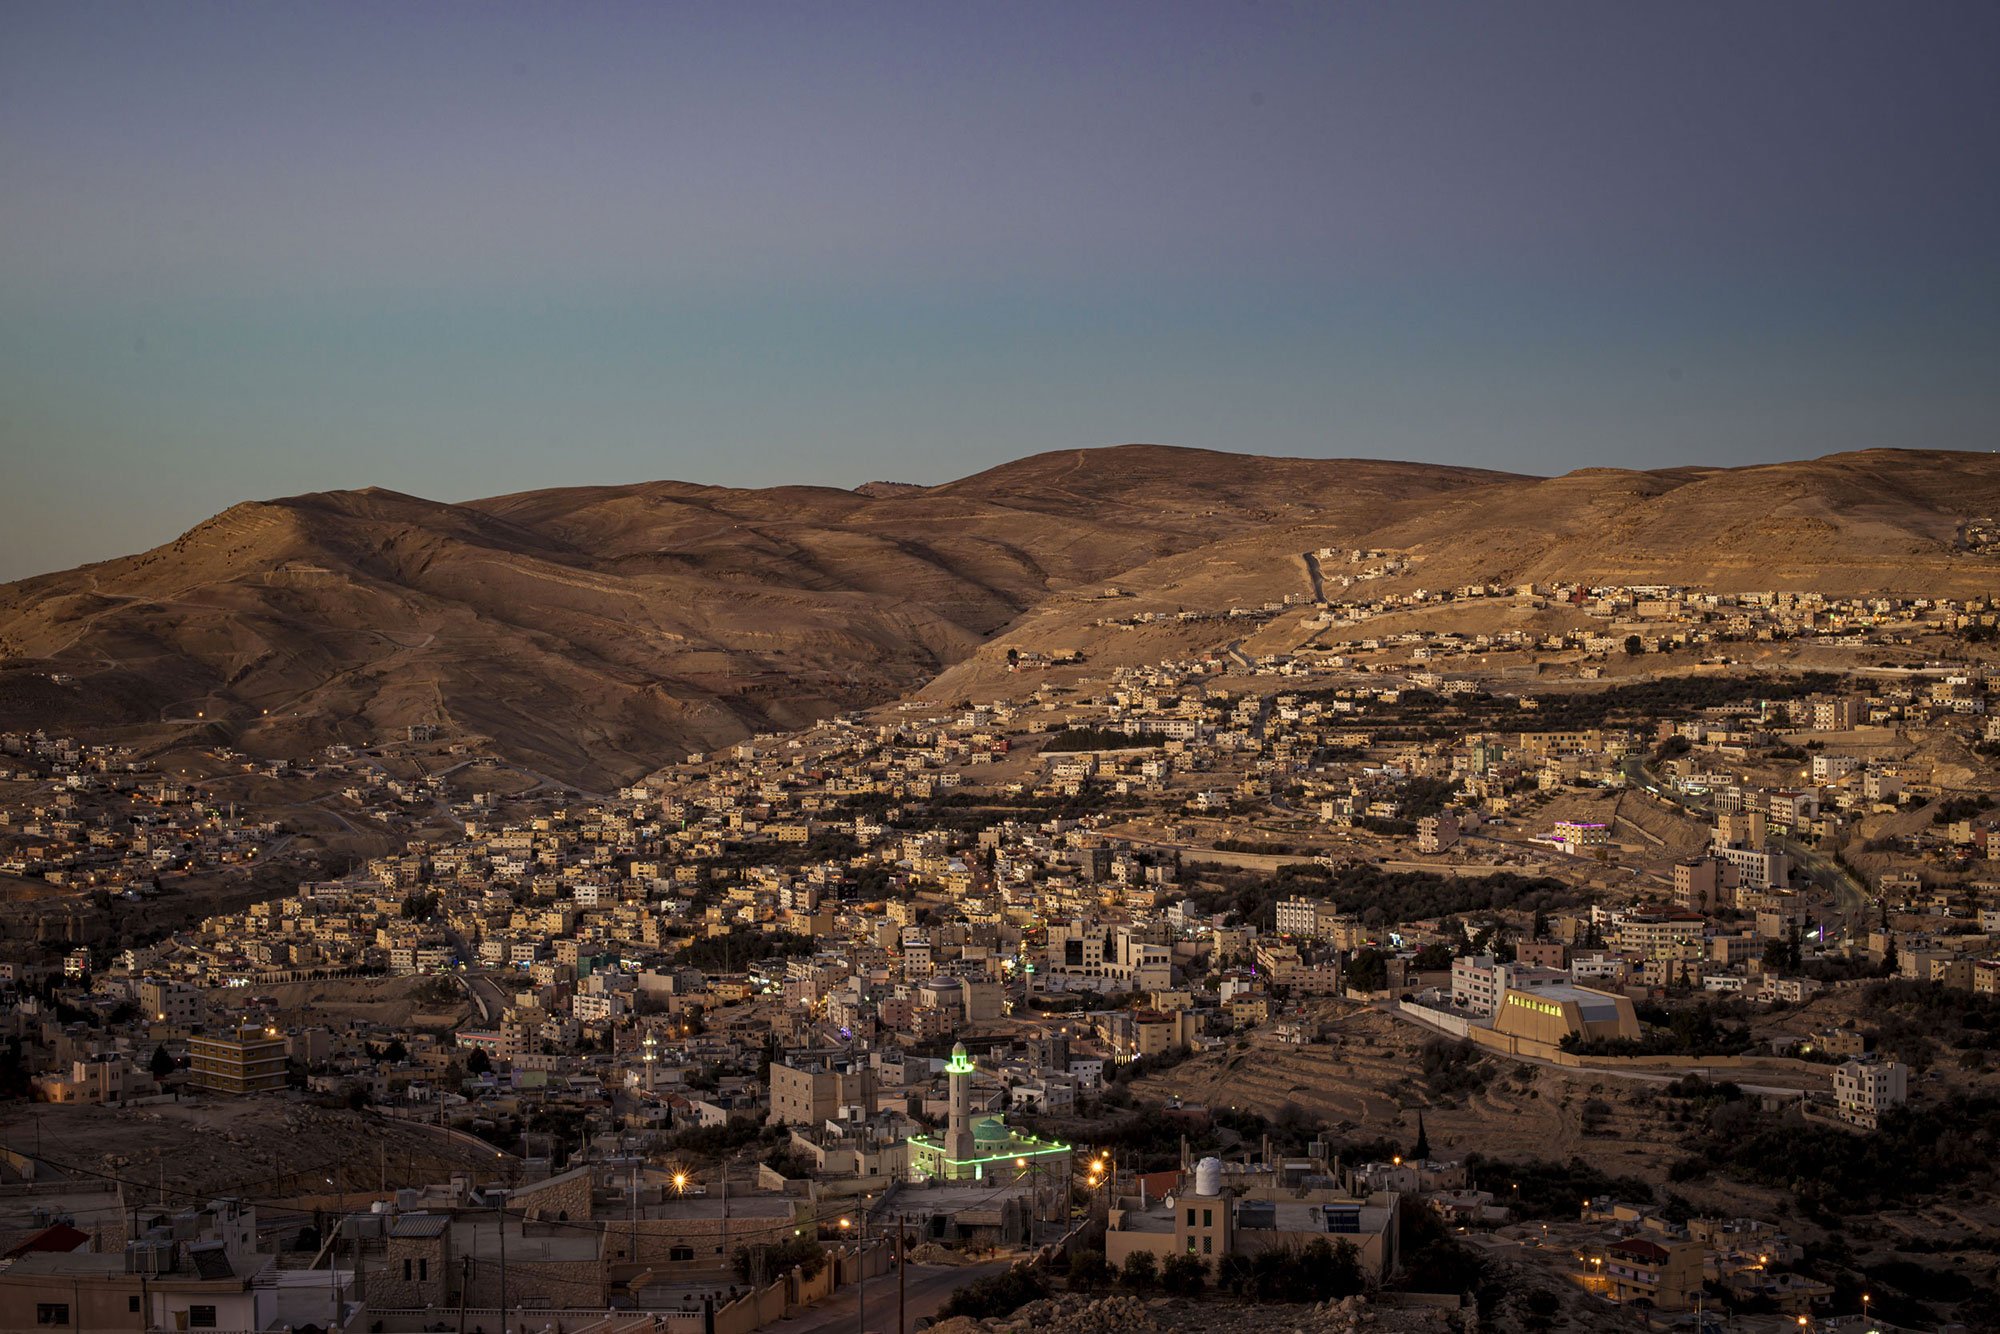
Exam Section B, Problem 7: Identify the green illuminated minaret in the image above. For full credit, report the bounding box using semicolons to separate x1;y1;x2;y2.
946;1040;976;1164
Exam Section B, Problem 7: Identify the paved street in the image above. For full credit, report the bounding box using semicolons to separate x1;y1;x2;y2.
762;1261;1013;1334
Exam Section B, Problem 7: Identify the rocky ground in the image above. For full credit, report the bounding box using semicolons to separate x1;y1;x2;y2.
2;1098;509;1205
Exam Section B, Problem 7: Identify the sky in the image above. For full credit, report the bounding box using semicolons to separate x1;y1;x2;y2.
3;1;1998;581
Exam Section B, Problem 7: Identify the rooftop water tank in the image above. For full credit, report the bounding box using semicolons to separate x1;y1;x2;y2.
1194;1156;1222;1198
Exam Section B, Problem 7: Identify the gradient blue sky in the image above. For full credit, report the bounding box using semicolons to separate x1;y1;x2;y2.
4;1;1998;580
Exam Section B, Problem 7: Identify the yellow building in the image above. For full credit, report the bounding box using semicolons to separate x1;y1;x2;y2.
187;1028;288;1095
1491;985;1640;1046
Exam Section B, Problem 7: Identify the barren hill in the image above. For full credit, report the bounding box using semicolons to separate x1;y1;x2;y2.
2;445;1994;786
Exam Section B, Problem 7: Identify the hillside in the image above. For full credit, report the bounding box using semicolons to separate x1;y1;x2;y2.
928;448;2000;699
2;445;1995;786
0;447;1507;785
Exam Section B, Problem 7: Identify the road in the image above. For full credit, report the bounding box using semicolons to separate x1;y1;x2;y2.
762;1260;1013;1334
1620;755;1875;940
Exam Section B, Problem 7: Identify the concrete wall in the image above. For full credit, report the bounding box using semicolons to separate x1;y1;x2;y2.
714;1278;787;1334
1397;1000;1471;1038
372;1309;701;1334
1402;1003;1825;1080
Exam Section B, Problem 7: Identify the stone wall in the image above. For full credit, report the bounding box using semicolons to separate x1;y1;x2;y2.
509;1166;594;1221
601;1211;799;1266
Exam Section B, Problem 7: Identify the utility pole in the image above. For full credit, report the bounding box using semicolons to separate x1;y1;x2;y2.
459;1256;470;1334
897;1216;906;1334
497;1199;507;1334
856;1213;867;1334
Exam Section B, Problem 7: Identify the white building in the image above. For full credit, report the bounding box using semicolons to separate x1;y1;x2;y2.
1450;954;1501;1015
1831;1059;1907;1130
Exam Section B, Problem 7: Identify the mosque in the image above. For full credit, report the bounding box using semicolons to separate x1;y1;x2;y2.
905;1042;1073;1183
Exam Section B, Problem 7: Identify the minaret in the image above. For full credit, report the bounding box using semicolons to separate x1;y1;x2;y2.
946;1041;976;1168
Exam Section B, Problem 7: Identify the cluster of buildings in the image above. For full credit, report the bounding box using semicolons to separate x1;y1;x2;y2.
3;565;1998;1331
0;735;286;890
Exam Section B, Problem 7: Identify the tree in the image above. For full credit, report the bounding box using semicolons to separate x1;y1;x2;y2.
732;1235;823;1284
466;1048;491;1075
1160;1252;1207;1296
1301;1237;1365;1300
1624;635;1644;656
1411;1110;1431;1161
1120;1249;1159;1290
1411;943;1455;971
1347;948;1388;992
148;1044;174;1083
1067;1248;1111;1290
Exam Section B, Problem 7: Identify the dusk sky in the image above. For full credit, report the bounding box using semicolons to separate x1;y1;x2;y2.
4;1;1997;581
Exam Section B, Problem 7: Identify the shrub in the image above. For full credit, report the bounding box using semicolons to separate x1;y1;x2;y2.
1066;1248;1111;1290
1160;1252;1208;1296
939;1266;1048;1320
1121;1249;1159;1290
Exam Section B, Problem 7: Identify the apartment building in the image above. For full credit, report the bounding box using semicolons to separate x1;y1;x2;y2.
187;1029;289;1095
768;1055;878;1126
1832;1059;1908;1130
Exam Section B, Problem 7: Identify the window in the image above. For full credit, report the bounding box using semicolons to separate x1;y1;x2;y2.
1202;1237;1212;1254
129;1299;142;1314
669;1246;695;1262
36;1306;68;1326
1202;1209;1212;1227
188;1308;218;1329
419;1258;429;1281
1185;1208;1195;1225
403;1259;413;1280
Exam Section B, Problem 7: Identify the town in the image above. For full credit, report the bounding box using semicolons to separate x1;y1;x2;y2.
3;577;1998;1334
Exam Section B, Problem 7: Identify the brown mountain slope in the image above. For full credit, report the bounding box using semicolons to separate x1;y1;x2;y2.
4;446;1993;786
925;448;2000;700
0;446;1513;786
